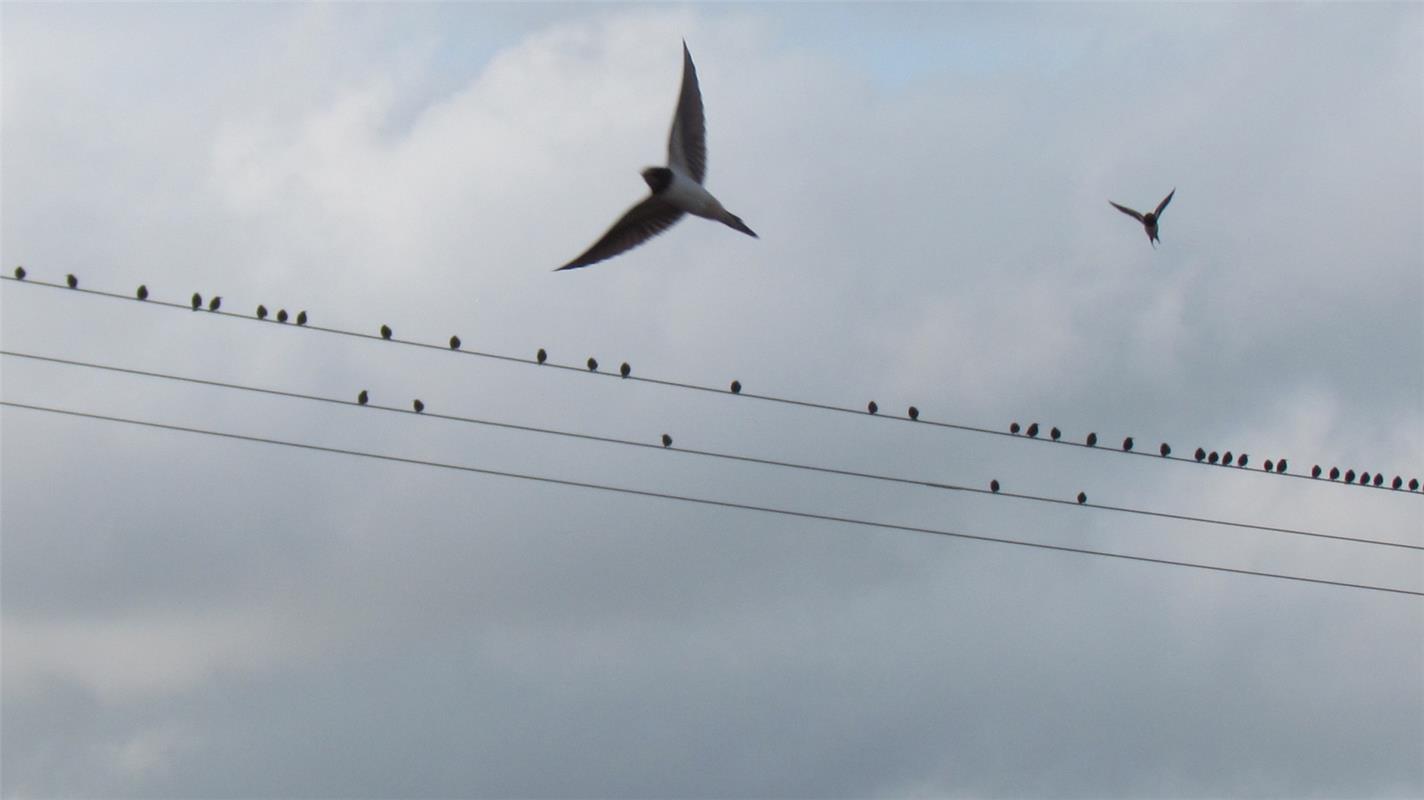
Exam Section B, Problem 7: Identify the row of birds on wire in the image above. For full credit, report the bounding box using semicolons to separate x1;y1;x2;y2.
11;265;1422;494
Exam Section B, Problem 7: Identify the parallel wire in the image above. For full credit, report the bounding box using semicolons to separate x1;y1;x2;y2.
4;274;1418;495
5;348;1418;552
3;399;1419;598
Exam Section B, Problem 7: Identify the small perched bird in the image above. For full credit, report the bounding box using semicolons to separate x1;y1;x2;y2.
1160;442;1171;457
1264;460;1275;472
1222;451;1233;466
1194;447;1206;462
1050;427;1061;441
730;380;742;394
13;266;25;280
1410;478;1420;491
191;292;202;309
537;348;548;364
277;309;289;323
413;399;425;413
256;304;268;319
449;336;461;350
1236;453;1248;468
1109;189;1175;247
990;479;1000;493
1344;469;1356;483
1026;422;1039;438
1086;432;1098;447
136;285;149;300
556;42;756;271
620;362;631;377
1209;451;1220;464
296;311;307;326
208;296;222;312
661;433;673;447
1311;465;1322;478
1276;459;1288;474
1329;466;1340;481
380;324;392;340
587;357;599;372
1077;491;1088;505
357;390;369;405
908;406;920;420
66;274;78;288
1010;422;1021;434
1122;437;1134;452
867;401;878;415
1360;471;1371;485
1392;475;1403;490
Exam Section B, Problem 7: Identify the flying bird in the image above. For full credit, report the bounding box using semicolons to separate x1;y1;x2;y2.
136;285;148;300
256;305;268;319
450;335;462;350
556;42;756;271
1109;189;1175;247
276;309;288;323
66;274;77;288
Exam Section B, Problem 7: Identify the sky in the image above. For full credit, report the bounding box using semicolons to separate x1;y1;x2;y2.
2;2;1422;797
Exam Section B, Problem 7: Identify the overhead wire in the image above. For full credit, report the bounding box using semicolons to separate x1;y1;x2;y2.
3;399;1419;598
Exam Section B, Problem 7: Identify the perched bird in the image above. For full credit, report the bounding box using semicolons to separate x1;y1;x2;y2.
1344;469;1356;483
990;479;1000;493
136;285;149;300
1265;460;1275;472
380;324;392;340
1160;442;1171;457
296;311;307;326
587;357;599;372
66;273;77;288
357;390;369;405
1276;459;1288;474
1236;453;1248;467
536;348;548;364
1392;475;1403;490
1209;451;1220;464
450;336;462;350
413;399;425;413
620;362;631;377
1010;422;1021;434
13;266;25;280
191;292;202;309
556;42;756;271
208;296;222;312
1410;478;1420;491
1361;471;1372;485
730;380;741;394
1222;450;1233;466
1311;464;1322;478
1050;427;1061;441
1086;432;1098;447
908;406;920;420
1329;466;1341;481
256;304;268;320
1077;491;1088;505
1026;422;1039;438
661;433;673;448
1109;189;1176;247
1194;447;1206;462
276;309;288;323
867;401;878;415
1122;437;1134;452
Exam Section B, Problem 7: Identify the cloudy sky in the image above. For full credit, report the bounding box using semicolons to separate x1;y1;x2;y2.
3;3;1422;797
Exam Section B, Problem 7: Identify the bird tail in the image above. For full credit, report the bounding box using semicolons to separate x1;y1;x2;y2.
719;210;757;238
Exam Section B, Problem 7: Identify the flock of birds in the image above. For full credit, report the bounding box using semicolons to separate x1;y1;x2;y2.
8;263;1423;498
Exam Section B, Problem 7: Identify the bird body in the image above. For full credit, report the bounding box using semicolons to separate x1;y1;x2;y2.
380;324;392;339
191;292;202;309
257;305;268;319
66;274;77;288
296;311;308;326
357;390;368;405
136;285;148;300
867;401;878;414
1110;189;1175;247
276;309;288;323
208;296;221;311
450;336;462;350
14;266;25;280
730;380;742;394
536;348;547;364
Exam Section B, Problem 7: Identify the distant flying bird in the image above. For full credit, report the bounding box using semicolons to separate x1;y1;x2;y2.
357;390;368;405
1122;437;1134;452
1311;465;1322;478
1077;491;1088;505
1109;189;1175;247
413;399;425;413
730;380;742;394
867;401;878;415
1329;466;1340;481
1236;453;1248;467
66;273;77;288
1194;447;1205;462
1160;442;1171;457
1392;475;1403;490
908;406;920;420
587;357;599;372
276;309;288;323
1086;432;1098;447
191;292;201;309
1208;451;1220;464
208;296;221;311
620;362;631;377
1276;459;1288;474
1010;422;1021;434
556;42;756;272
136;285;148;300
1026;422;1039;438
1050;427;1061;441
536;348;547;364
256;304;268;319
296;311;308;326
662;433;673;447
450;335;462;350
990;479;1000;493
380;324;392;340
13;266;25;280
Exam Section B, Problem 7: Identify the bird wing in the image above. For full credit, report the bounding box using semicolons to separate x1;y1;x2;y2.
666;41;707;185
1109;201;1145;222
556;196;686;271
1154;188;1175;218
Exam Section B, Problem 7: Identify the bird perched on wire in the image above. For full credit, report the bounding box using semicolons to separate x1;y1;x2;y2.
296;311;308;326
536;348;547;364
1329;466;1340;481
66;274;78;288
1311;465;1322;478
1160;442;1171;457
1208;451;1219;464
13;266;25;280
1122;437;1134;452
357;390;369;405
1410;478;1420;491
730;380;742;394
1109;189;1175;247
276;309;288;323
450;336;462;350
1265;460;1275;472
867;401;878;415
990;479;1000;494
1194;447;1205;462
1010;422;1021;434
413;399;425;413
380;324;392;340
1050;427;1061;441
1026;422;1039;438
1236;453;1248;468
1275;459;1288;474
1344;469;1355;483
556;42;756;271
661;433;673;448
191;292;202;310
1222;451;1233;466
1391;476;1402;490
620;362;631;377
136;285;149;300
587;357;599;372
208;296;222;312
1077;491;1088;505
908;406;920;420
256;305;268;320
1086;432;1098;447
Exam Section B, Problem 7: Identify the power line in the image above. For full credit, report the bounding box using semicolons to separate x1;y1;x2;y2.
3;399;1419;598
5;348;1417;552
7;273;1414;495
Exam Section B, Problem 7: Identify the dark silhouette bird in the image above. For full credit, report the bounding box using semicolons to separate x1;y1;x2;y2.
1050;427;1061;441
990;479;1000;493
1123;437;1134;452
1344;469;1356;483
1086;432;1098;447
13;266;25;280
1209;451;1220;464
1367;472;1378;486
1410;478;1420;491
536;348;547;364
136;285;148;300
908;406;920;420
1077;491;1088;505
1026;422;1039;438
357;390;368;405
587;357;599;372
277;309;288;323
191;292;202;309
1222;451;1233;466
256;304;268;319
296;311;307;326
867;401;878;415
1276;459;1288;474
1236;453;1248;467
556;42;756;271
450;336;462;350
1392;475;1403;490
1109;189;1175;247
208;296;222;311
661;433;673;447
1330;467;1340;481
730;380;741;394
1160;442;1171;457
1358;471;1370;485
1194;447;1206;462
380;324;392;339
1010;422;1021;434
66;273;77;288
1264;460;1275;472
413;399;425;413
620;362;631;377
1311;464;1322;478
